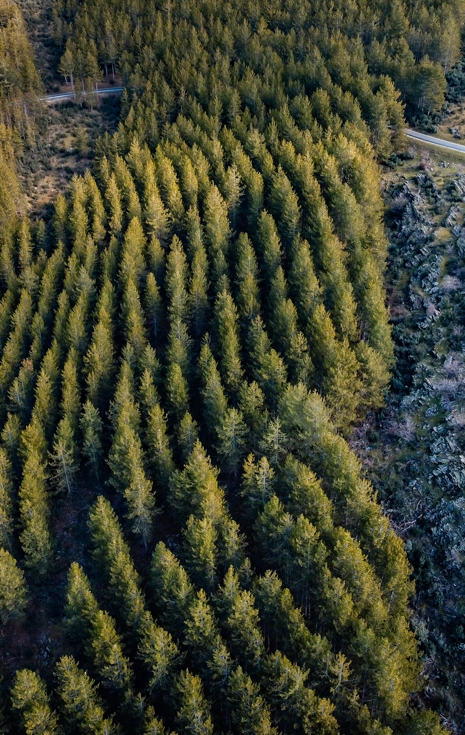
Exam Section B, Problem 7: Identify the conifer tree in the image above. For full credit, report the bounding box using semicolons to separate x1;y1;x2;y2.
8;357;35;427
165;361;190;426
108;411;155;545
189;245;209;339
269;168;300;252
138;611;180;694
281;455;333;531
183;515;218;592
214;289;244;393
198;341;228;431
146;403;175;491
105;174;123;237
155;149;185;224
166;317;192;380
66;288;93;357
235;232;261;323
145;271;163;342
184;588;222;674
223;164;243;230
80;401;104;484
237;381;269;447
0;448;13;549
287;237;321;325
11;669;59;735
122;276;148;358
247;317;287;409
143;708;175;735
64;563;135;702
264;651;338;735
65;562;100;642
241;454;275;518
18;419;53;575
114;157;142;223
69;177;89;247
60;348;81;432
218;515;247;575
55;655;117;734
139;360;161;415
228;666;278;735
17;218;33;275
177;412;200;464
53;194;68;243
52;291;71;348
31;341;61;441
324;337;362;434
220;575;266;674
178;154;199;211
90;609;135;698
142;160;171;243
2;412;22;472
150;542;195;639
84;170;107;243
169;440;224;523
85;316;115;413
120;216;147;285
174;670;214;735
216;407;248;478
50;415;79;496
107;354;155;544
258;211;280;281
0;289;33;413
166;236;189;325
0;549;28;624
204;183;231;288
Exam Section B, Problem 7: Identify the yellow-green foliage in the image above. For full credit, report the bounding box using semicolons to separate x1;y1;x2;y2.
0;1;454;735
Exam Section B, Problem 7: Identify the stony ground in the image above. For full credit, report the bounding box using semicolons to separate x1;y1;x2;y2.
353;146;465;733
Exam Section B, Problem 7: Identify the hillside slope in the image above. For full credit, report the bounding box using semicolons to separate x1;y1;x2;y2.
0;1;461;734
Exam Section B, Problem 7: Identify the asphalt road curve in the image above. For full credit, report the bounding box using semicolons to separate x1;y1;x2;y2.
41;87;124;102
406;128;465;154
37;97;465;156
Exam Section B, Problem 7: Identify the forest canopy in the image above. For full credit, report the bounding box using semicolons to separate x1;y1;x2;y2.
0;0;460;733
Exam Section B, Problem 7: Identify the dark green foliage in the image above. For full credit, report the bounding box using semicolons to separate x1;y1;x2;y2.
0;1;456;734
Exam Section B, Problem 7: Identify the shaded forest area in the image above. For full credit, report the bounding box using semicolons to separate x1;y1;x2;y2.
0;0;465;734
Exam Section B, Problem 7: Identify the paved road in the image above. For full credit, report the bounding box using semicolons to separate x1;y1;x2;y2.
37;97;465;156
41;87;124;102
406;128;465;154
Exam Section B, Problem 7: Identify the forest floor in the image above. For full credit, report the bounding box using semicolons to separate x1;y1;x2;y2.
352;144;465;734
15;0;121;219
436;103;465;144
20;95;121;218
16;0;61;92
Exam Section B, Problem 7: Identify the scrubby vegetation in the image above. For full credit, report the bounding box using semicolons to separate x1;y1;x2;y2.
354;152;465;733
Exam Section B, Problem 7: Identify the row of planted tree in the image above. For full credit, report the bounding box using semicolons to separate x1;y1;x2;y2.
1;0;462;732
0;108;445;733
